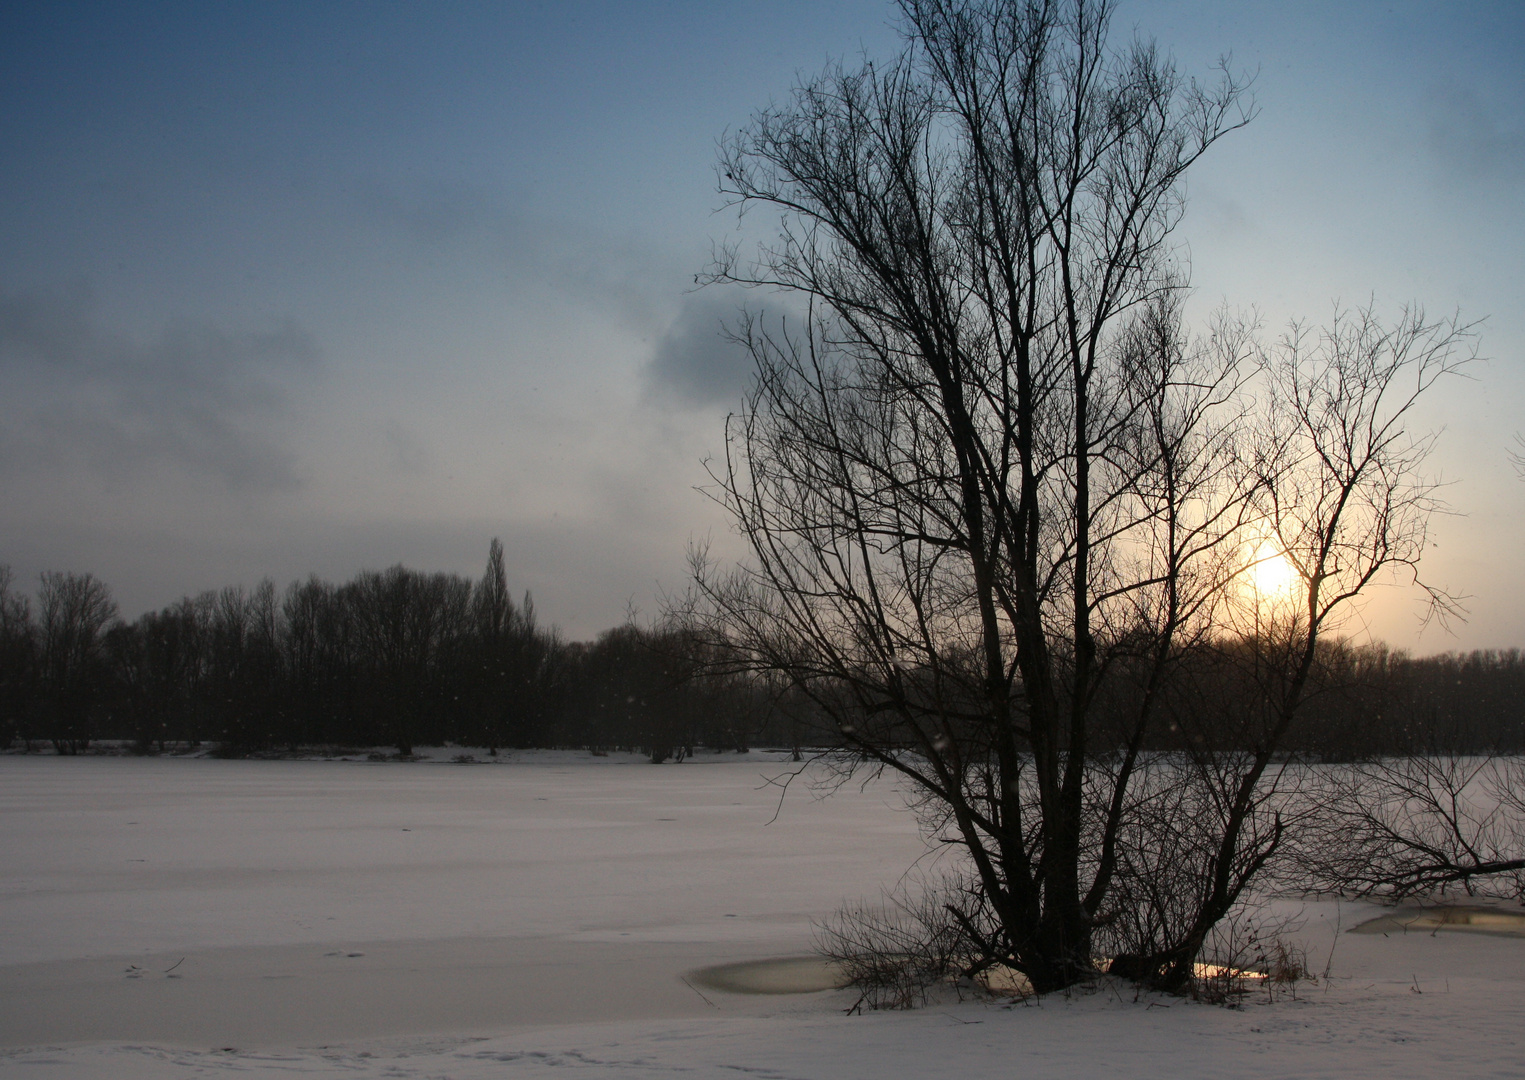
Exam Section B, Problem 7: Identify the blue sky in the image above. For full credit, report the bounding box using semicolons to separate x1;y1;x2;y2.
2;0;1521;650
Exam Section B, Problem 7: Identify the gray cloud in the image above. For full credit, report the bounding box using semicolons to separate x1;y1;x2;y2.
351;179;503;249
382;418;433;476
1425;84;1525;185
643;290;758;407
0;283;318;491
348;179;681;336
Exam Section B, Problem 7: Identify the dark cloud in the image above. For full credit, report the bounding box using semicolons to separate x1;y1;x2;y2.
0;284;318;491
643;290;757;407
1425;85;1525;185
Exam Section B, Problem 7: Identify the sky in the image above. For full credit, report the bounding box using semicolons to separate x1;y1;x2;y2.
1;0;1521;651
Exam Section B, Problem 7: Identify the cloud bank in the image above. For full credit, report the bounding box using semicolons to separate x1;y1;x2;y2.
0;284;318;491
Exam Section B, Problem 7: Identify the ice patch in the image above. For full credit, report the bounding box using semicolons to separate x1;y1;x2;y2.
1352;904;1525;937
688;956;849;994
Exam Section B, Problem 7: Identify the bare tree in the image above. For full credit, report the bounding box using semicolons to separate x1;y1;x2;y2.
679;0;1471;994
1103;305;1476;980
345;565;473;755
36;570;119;754
0;566;36;749
1292;753;1525;901
468;538;548;752
202;581;284;752
107;600;206;753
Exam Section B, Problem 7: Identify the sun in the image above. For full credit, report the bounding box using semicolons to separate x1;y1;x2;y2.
1248;540;1299;601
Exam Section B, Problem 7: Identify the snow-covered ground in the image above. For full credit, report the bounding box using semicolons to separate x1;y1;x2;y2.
1;753;1521;1078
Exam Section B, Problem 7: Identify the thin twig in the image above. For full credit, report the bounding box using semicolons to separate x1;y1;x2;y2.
681;976;718;1009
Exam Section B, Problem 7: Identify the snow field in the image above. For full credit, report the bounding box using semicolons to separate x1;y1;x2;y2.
1;754;1522;1078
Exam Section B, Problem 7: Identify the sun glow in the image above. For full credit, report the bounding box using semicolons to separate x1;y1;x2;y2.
1248;540;1299;601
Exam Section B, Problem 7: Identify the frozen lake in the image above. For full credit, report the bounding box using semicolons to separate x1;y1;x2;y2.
0;752;925;1043
2;753;1522;1079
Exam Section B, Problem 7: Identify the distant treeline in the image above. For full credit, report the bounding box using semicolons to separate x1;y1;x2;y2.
1276;642;1525;757
0;541;780;760
1111;638;1525;760
1;544;1521;760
